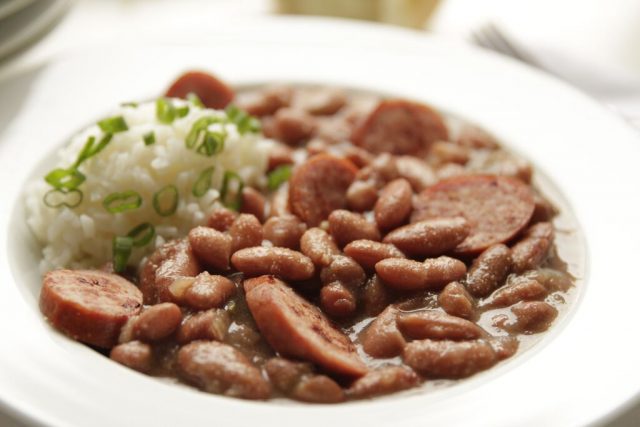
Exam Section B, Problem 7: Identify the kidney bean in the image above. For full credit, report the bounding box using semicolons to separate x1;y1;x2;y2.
403;339;497;378
344;240;405;272
300;227;340;268
231;247;315;281
133;303;182;342
179;272;236;310
508;301;558;334
188;226;232;271
466;244;512;297
438;281;476;320
375;257;467;292
320;255;366;288
397;310;485;341
263;215;307;250
328;210;381;247
487;336;519;360
346;180;379;212
360;275;391;317
237;85;292;117
320;282;357;318
110;341;153;373
178;341;271;399
272;108;316;145
296;87;347;116
264;357;313;393
383;217;470;258
229;214;264;253
480;151;533;184
485;277;547;308
346;366;420;399
360;306;406;358
267;141;295;172
511;222;555;273
291;375;345;403
374;178;413;231
339;144;375;168
395;156;437;191
456;125;499;150
369;153;400;183
430;141;470;166
531;193;557;223
436;163;467;180
525;268;573;292
207;207;238;232
240;187;266;222
176;309;230;344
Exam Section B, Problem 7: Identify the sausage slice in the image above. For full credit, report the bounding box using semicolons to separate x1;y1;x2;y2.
165;71;234;109
351;99;448;155
289;154;357;226
245;275;367;377
412;175;535;254
40;269;143;348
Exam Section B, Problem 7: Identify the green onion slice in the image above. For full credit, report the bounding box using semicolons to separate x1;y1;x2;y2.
73;133;113;168
98;116;128;134
112;236;134;273
196;130;226;156
153;185;179;216
103;190;142;214
220;171;244;211
187;92;205;108
185;116;222;149
121;101;138;108
44;168;86;190
43;188;83;209
143;131;156;146
127;222;155;247
225;105;261;134
156;98;177;124
192;166;215;197
176;105;190;118
267;164;292;191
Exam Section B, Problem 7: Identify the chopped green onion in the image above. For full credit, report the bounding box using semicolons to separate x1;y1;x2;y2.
192;166;215;197
220;171;244;211
185;116;221;149
143;131;156;146
267;165;292;191
98;116;128;134
153;185;179;216
127;222;155;247
121;101;138;108
225;105;261;134
73;133;113;168
43;188;83;209
112;236;134;273
187;92;205;108
196;130;226;156
176;105;190;118
156;98;177;124
44;168;86;190
103;191;142;214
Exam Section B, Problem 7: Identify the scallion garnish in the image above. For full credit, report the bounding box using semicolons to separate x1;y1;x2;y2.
112;236;134;273
196;130;226;156
187;92;205;108
267;165;292;191
143;131;156;146
121;101;138;108
103;191;142;214
176;105;190;118
192;166;215;197
156;98;177;124
153;185;179;216
127;222;155;247
73;133;113;168
220;171;244;211
185;116;221;149
43;188;83;209
45;168;86;190
225;105;261;135
98;116;128;134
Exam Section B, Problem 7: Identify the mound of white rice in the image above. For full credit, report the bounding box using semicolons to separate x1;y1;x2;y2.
26;99;272;273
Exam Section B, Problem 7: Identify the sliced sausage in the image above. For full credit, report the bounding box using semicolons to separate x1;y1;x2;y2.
231;247;315;281
403;339;497;378
360;306;406;358
511;222;554;273
382;217;470;258
133;303;182;342
344;240;405;272
300;227;340;268
396;310;485;341
40;269;143;348
176;309;230;344
438;281;475;320
375;257;466;292
412;175;535;255
328;210;381;247
110;341;153;373
289;154;357;226
165;71;234;109
229;214;264;253
465;244;512;297
263;215;307;250
352;99;448;155
177;341;271;400
374;178;413;231
188;226;232;271
245;276;367;377
346;366;420;399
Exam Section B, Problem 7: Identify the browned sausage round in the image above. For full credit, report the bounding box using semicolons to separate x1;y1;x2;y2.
40;269;143;348
165;71;234;109
352;99;448;155
412;175;535;255
245;276;367;377
289;154;357;226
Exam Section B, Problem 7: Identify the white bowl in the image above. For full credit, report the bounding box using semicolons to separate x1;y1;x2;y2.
1;17;639;427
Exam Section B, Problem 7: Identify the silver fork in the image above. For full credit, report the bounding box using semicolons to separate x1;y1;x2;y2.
471;23;640;129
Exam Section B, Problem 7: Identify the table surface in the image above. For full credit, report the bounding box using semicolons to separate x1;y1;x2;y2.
0;1;638;425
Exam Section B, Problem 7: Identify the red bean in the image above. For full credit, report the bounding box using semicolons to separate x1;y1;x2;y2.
360;275;391;317
360;306;406;358
343;240;405;272
456;125;499;150
263;215;307;250
165;71;234;109
328;210;381;247
207;206;238;232
188;226;232;271
485;277;547;308
346;366;420;399
110;341;153;373
300;227;340;268
320;282;357;318
267;142;295;172
531;193;557;224
264;357;313;393
133;303;182;342
508;301;558;334
320;255;366;288
511;222;554;273
240;187;266;222
346;180;379;212
237;85;292;117
438;281;475;319
383;217;469;258
397;310;485;341
180;272;236;310
374;178;413;231
375;257;467;292
229;214;264;253
395;156;437;191
272;108;316;145
176;309;230;344
430;141;470;166
291;375;345;403
403;339;497;378
296;88;347;116
487;336;519;360
465;244;512;297
232;247;314;281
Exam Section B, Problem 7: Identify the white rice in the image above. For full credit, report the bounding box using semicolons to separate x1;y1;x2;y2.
26;100;273;273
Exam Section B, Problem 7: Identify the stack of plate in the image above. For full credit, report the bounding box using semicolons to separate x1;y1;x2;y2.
0;0;69;61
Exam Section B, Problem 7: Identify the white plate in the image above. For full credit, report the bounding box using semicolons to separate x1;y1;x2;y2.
1;17;639;427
